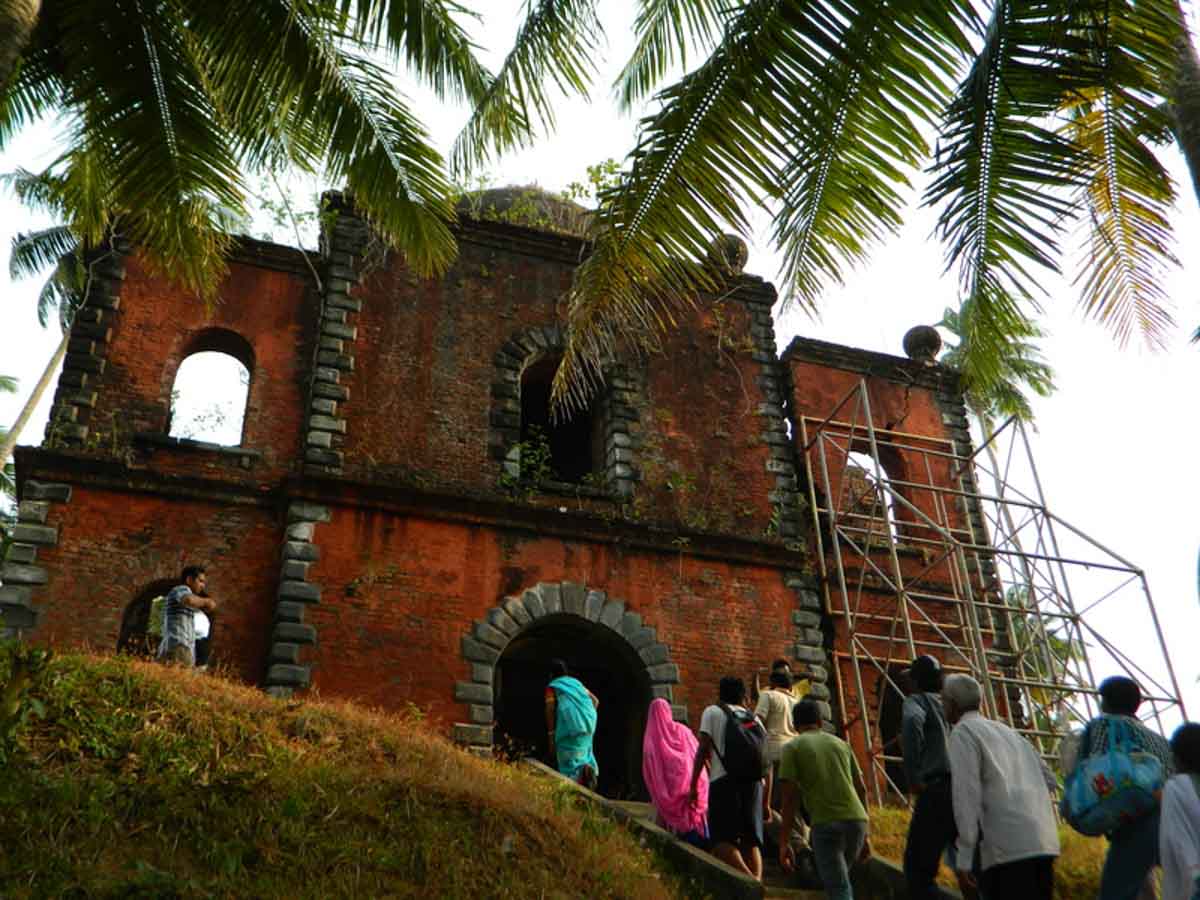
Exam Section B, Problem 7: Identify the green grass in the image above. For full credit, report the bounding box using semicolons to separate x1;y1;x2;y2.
868;805;1109;899
0;646;688;899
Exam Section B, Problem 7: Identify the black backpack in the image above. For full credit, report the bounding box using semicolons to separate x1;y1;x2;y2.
714;704;767;782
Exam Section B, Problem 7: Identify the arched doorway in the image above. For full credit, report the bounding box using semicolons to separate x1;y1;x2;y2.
495;614;652;799
116;579;176;657
875;664;910;800
456;582;682;801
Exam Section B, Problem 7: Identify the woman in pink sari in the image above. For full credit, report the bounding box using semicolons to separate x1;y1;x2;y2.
643;697;709;846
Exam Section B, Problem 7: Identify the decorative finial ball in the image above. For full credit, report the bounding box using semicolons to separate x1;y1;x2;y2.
707;234;749;276
903;325;942;362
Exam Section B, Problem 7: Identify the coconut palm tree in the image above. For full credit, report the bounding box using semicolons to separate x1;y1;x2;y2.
0;0;597;297
937;303;1056;430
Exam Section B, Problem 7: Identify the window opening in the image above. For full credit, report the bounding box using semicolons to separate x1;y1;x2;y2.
519;356;602;484
844;451;899;541
169;350;250;446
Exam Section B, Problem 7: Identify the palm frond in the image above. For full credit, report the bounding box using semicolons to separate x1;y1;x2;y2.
0;167;69;216
40;0;245;296
555;0;974;410
0;376;16;394
9;224;84;328
451;0;602;175
9;225;77;281
938;302;1054;424
772;0;976;310
336;0;494;104
1172;27;1200;208
189;0;455;275
1068;1;1181;348
614;0;725;110
0;11;65;147
925;0;1104;392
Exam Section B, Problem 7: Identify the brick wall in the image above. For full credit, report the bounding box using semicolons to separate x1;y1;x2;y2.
298;501;800;730
19;462;280;684
73;241;319;485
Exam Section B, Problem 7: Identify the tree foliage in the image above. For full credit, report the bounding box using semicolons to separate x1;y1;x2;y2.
479;0;1189;411
1;1;1194;411
938;303;1055;428
0;0;589;297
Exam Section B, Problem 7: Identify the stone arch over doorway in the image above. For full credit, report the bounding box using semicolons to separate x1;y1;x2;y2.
454;581;682;796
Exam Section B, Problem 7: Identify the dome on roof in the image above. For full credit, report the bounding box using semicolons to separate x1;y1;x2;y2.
456;184;592;237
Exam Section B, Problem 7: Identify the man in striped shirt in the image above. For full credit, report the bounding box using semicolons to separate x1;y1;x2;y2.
156;565;218;667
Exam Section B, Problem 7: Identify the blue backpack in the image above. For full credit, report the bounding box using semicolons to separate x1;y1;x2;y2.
1061;717;1165;837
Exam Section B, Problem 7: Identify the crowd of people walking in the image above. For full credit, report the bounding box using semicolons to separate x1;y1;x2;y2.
544;653;1199;899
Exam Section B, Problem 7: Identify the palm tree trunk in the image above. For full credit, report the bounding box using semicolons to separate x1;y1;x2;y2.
0;326;67;467
0;0;40;92
1173;4;1200;207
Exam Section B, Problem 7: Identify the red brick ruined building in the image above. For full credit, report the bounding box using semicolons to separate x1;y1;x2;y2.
4;190;982;798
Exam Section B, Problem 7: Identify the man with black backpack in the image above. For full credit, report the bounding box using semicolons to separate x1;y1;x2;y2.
690;676;768;880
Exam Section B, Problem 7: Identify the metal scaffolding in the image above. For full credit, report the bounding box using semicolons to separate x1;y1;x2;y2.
799;379;1187;806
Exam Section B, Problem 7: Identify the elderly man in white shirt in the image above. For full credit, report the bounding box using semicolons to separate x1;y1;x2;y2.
942;673;1060;899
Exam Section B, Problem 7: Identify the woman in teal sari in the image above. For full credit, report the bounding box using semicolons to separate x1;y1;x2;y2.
545;659;600;789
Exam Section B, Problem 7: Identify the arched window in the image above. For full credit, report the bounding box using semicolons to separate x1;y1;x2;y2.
168;329;254;446
519;355;602;484
843;451;899;541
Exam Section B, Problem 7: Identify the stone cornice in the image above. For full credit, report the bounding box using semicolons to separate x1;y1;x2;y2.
15;447;274;508
228;235;320;278
285;473;806;570
783;335;961;391
14;447;808;569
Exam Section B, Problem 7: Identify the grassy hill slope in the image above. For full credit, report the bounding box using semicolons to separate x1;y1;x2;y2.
0;646;684;899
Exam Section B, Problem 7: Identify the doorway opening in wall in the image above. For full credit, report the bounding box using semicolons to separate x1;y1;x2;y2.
519;355;603;484
168;329;254;446
494;614;652;799
116;578;177;658
875;664;910;800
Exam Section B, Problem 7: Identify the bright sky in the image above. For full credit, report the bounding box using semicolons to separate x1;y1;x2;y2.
1;2;1197;719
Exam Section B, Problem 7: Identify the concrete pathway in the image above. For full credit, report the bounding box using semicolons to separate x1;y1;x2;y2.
609;800;826;899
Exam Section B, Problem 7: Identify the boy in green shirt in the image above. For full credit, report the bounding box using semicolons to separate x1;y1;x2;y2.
778;700;871;900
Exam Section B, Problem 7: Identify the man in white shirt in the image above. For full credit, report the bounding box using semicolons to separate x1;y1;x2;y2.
943;673;1060;899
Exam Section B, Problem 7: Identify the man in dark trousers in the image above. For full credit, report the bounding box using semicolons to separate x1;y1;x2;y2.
901;655;956;899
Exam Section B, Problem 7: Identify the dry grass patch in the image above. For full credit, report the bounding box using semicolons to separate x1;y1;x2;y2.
0;648;688;899
869;805;1108;899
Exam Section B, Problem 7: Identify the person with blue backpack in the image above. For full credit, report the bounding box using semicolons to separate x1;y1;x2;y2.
1064;676;1174;900
690;675;768;880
